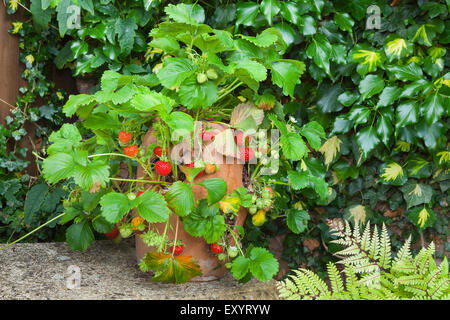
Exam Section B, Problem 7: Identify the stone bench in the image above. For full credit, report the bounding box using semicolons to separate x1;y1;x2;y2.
0;239;279;300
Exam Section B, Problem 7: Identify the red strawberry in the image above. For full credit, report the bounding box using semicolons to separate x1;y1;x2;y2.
169;245;184;256
210;243;223;254
239;147;254;162
154;146;167;157
105;227;119;240
235;131;251;147
202;131;215;142
124;145;139;158
155;160;172;176
137;191;145;197
118;131;132;144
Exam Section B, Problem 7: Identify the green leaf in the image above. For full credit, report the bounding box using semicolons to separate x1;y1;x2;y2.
131;89;176;113
164;3;205;25
376;110;394;147
248;248;279;282
270;59;306;97
388;63;423;81
100;192;134;224
79;0;94;15
288;170;309;190
24;184;49;225
30;0;52;32
376;86;401;108
236;2;260;26
235;60;267;82
359;75;384;100
306;34;332;76
165;181;195;217
396;101;419;128
334;12;354;32
356;127;380;157
66;220;94;252
274;23;296;47
260;0;280;25
73;160;110;191
400;181;434;209
48;123;82;154
137;191;171;223
166;112;194;133
286;209;310;234
204;215;226;243
316;82;344;113
231;256;251;280
239;28;281;48
43;153;76;184
298;15;316;35
299;121;325;150
338;91;358;107
178;76;218;109
63;94;95;117
157;57;196;89
281;132;308;161
399;80;433;99
348;106;371;125
422;93;444;125
195;178;227;205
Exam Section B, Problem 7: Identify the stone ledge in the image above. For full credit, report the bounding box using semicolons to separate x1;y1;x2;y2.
0;239;279;300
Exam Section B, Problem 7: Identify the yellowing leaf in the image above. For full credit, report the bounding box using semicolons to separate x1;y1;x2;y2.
319;136;342;168
352;50;383;72
394;141;411;152
11;21;23;34
437;151;450;164
409;184;423;197
9;0;20;11
25;54;35;65
300;159;308;171
219;196;241;214
412;25;431;46
410;158;428;175
417;208;429;228
349;205;366;225
381;162;403;182
385;38;407;58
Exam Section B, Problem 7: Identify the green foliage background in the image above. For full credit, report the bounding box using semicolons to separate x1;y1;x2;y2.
1;0;448;277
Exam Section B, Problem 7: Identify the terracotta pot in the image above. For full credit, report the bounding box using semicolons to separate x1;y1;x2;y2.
135;124;247;281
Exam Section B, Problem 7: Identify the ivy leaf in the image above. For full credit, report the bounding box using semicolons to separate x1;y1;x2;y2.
100;192;134;224
337;91;358;107
55;0;73;37
260;0;280;25
334;12;354;32
319;135;342;168
164;3;205;25
24;184;49;225
376;110;394;147
280;2;300;24
248;248;279;282
66;220;94;252
422;93;444;125
115;16;138;55
407;207;437;230
356;127;380;157
281;132;308;161
157;57;196;89
231;256;251;280
144;252;202;284
137;191;171;223
298;15;316;35
380;162;404;183
400;181;434;209
178;76;218;109
195;178;227;205
376;86;401;108
316;82;344;113
270;59;305;97
236;2;260;26
165;181;195;217
396;101;419;128
359;75;384;100
385;38;412;61
306;34;332;75
388;63;423;81
286;209;310;234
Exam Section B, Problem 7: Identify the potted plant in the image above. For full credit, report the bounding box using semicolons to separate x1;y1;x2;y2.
35;3;328;283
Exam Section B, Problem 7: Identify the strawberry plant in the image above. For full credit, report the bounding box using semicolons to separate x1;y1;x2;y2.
29;2;329;284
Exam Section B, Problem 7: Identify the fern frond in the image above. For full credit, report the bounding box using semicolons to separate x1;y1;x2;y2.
369;224;379;260
378;223;392;269
360;269;381;287
327;263;345;294
439;256;448;280
427;278;449;299
394;235;412;263
360;222;371;251
302;269;330;295
395;274;423;286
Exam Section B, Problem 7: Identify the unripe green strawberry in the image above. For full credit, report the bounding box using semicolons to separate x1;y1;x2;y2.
196;73;208;84
249;206;257;215
119;224;133;238
127;193;136;201
256;199;264;209
262;189;271;199
217;253;227;261
252;195;258;203
206;68;218;80
225;262;232;269
263;199;272;208
227;246;239;258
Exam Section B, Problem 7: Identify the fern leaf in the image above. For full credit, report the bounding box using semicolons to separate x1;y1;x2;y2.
378;223;392;269
327;263;345;294
394;235;412;263
360;222;371;251
302;269;330;295
439;256;448;280
428;278;449;299
395;274;423;286
360;269;382;287
369;224;379;260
